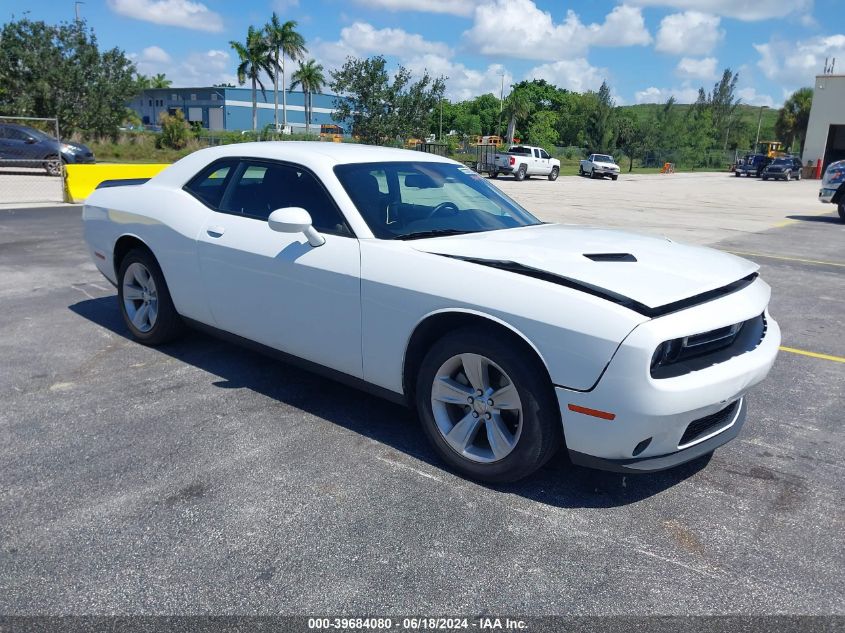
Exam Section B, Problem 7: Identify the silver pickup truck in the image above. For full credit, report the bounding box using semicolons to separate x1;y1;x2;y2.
492;145;560;181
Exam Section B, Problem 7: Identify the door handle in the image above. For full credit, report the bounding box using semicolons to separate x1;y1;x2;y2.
206;226;226;238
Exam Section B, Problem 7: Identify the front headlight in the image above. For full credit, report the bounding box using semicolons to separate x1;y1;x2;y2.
61;143;74;152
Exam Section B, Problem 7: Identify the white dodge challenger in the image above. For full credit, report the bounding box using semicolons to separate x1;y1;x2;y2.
83;142;780;482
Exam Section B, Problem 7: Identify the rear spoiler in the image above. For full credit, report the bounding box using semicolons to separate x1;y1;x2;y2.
95;178;150;190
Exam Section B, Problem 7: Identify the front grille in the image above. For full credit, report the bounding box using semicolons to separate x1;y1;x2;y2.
679;400;739;446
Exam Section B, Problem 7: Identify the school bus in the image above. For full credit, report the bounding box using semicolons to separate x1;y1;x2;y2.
320;124;344;142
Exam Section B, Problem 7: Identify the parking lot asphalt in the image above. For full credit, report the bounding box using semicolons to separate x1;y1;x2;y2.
1;174;843;615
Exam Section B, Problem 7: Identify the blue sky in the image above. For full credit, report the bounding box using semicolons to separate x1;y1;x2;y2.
7;0;845;106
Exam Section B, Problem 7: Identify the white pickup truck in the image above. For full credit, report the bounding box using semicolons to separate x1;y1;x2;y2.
579;154;620;180
492;145;560;181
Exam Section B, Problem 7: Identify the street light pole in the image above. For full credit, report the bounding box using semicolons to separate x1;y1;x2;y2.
439;98;443;141
496;71;505;138
754;105;765;150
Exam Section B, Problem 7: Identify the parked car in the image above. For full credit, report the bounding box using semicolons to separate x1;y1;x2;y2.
818;159;845;222
0;123;94;176
734;154;771;178
491;145;560;181
762;156;803;181
82;142;780;483
579;154;620;180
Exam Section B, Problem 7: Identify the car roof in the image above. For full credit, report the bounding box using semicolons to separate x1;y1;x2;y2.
153;141;458;187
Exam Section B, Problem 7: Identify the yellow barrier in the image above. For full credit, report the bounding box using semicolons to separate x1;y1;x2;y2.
64;163;171;203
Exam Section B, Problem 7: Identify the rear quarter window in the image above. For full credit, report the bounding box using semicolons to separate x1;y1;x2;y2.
183;159;238;208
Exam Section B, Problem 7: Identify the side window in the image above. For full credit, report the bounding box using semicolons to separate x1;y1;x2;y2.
184;159;237;208
6;128;28;141
540;150;550;159
219;160;352;235
533;148;540;158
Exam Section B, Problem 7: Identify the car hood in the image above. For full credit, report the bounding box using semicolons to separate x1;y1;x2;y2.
593;161;619;169
410;224;758;312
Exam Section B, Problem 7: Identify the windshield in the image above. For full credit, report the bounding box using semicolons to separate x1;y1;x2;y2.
334;161;542;240
772;158;790;165
594;155;614;163
22;126;53;141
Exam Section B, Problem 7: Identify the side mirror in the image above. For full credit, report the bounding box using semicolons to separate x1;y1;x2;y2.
25;137;37;144
268;207;325;247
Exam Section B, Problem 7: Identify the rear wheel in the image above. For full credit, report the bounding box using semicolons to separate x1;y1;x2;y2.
489;170;499;179
734;171;740;177
514;165;527;181
611;175;618;181
117;248;184;345
762;176;768;181
838;203;845;222
797;171;802;181
415;328;561;483
578;165;585;176
548;166;559;181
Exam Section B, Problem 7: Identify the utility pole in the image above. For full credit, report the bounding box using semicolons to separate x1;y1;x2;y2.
439;98;443;142
496;71;505;138
75;1;84;21
754;105;765;150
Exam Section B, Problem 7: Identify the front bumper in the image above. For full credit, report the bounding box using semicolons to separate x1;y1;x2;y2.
557;278;780;473
64;151;96;164
819;188;838;203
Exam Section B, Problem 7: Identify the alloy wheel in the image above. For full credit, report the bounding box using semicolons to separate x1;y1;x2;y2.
122;262;159;333
430;353;523;463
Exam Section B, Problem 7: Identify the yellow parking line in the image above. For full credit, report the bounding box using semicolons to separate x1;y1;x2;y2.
723;250;845;268
773;219;797;228
780;346;845;363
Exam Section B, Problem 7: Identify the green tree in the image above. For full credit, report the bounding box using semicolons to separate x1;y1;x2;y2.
775;87;813;153
504;89;533;144
0;18;138;138
329;55;445;144
527;110;558;149
230;25;275;131
265;13;307;131
614;111;641;172
584;81;616;153
135;74;151;90
290;59;325;135
151;73;171;89
156;109;190;149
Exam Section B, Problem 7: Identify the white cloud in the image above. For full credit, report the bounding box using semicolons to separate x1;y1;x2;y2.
107;0;223;32
405;55;513;101
634;85;701;103
352;0;475;16
736;87;775;107
676;56;718;80
139;46;171;64
627;0;813;21
131;47;238;87
526;59;608;93
755;34;845;87
656;12;723;55
313;22;451;69
464;0;651;61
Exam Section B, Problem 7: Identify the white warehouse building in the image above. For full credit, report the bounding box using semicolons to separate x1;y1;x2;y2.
802;74;845;173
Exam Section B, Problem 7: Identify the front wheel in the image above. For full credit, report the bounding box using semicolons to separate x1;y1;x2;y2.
611;175;618;181
514;165;527;181
548;166;559;181
762;176;768;181
117;248;184;345
838;203;845;222
589;168;597;179
44;155;62;177
785;172;791;181
415;328;561;483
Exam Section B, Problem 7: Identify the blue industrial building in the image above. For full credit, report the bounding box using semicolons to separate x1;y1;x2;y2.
128;87;345;133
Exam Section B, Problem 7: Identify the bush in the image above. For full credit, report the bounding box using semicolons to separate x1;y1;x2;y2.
157;110;190;150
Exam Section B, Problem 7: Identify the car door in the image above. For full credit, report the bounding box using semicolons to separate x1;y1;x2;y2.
531;148;542;174
0;127;29;161
193;158;363;378
538;149;552;175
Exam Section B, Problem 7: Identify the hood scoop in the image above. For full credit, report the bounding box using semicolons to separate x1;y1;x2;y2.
584;253;637;262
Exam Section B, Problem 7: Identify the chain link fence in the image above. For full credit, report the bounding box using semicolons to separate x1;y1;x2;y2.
0;116;66;204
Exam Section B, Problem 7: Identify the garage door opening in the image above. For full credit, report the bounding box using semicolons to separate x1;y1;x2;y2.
823;124;845;171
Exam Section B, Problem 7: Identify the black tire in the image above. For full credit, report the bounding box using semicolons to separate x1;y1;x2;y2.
785;171;791;182
117;247;184;346
578;166;584;176
489;170;499;179
514;165;527;181
44;155;62;177
797;171;802;181
415;327;562;483
734;171;740;177
611;175;618;181
589;168;597;179
838;203;845;223
548;166;559;181
762;176;768;181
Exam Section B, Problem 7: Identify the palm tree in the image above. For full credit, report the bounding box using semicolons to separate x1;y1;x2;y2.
265;13;307;132
151;73;171;89
290;59;325;135
230;25;275;131
504;90;533;144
